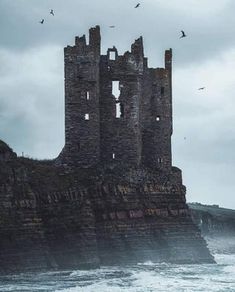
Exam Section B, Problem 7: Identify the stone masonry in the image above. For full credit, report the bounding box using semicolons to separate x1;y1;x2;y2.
58;25;172;170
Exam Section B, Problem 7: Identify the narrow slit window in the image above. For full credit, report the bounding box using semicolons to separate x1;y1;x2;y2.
161;86;165;95
116;103;121;118
85;114;89;120
109;51;116;60
112;153;115;159
86;91;90;100
112;81;120;100
156;116;160;122
158;158;163;163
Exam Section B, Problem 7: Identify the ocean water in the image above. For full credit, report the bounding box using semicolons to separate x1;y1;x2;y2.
0;254;235;292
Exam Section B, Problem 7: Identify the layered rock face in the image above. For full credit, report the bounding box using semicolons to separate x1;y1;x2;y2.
0;146;214;272
189;203;235;254
189;203;235;237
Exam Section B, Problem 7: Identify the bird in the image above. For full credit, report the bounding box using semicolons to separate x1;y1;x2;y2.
39;19;44;24
50;9;54;16
109;25;115;28
198;87;205;90
135;3;140;8
180;30;186;38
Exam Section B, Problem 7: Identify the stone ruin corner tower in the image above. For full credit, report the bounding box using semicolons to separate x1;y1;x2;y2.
58;25;173;171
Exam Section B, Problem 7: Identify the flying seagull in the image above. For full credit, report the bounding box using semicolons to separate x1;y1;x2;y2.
198;87;205;90
180;30;186;38
109;25;115;28
135;3;140;8
50;9;54;16
39;19;44;24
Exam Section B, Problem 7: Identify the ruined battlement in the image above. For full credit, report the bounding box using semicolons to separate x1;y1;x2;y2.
58;26;173;170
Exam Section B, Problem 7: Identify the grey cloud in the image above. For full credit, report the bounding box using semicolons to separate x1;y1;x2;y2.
0;46;64;158
1;0;235;67
180;161;235;208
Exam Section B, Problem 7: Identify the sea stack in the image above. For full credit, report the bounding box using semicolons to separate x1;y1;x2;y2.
0;26;214;272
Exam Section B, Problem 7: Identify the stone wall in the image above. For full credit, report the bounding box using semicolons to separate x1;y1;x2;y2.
60;26;101;167
99;38;144;165
57;26;173;170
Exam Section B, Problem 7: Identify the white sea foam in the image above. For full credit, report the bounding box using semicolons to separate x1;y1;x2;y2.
1;253;235;292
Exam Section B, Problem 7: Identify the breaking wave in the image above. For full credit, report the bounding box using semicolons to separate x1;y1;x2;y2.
0;254;235;291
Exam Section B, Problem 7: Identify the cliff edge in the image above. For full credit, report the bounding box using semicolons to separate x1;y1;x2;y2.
0;144;214;273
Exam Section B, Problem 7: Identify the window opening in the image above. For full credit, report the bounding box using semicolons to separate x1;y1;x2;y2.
86;91;90;100
156;116;160;122
85;113;89;120
158;158;163;163
109;51;116;60
116;103;121;118
112;153;115;159
112;81;120;100
161;86;165;95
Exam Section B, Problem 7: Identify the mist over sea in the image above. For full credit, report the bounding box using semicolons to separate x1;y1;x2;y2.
0;250;235;292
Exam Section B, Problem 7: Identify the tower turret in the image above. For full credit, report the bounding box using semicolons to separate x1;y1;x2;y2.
62;26;101;167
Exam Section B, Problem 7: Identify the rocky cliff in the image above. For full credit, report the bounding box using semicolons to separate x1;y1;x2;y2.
0;141;215;273
189;203;235;254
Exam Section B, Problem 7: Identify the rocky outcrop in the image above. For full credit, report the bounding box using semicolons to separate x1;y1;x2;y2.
0;144;214;273
189;203;235;236
189;203;235;254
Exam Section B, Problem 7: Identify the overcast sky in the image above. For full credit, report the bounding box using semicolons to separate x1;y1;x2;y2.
0;0;235;208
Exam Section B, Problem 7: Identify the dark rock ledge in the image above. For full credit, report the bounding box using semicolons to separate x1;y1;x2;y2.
0;142;214;273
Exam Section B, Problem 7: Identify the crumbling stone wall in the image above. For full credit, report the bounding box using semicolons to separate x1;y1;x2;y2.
58;26;173;170
99;38;144;165
62;26;101;167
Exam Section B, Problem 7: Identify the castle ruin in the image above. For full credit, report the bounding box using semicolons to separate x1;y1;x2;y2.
58;25;172;170
0;26;214;272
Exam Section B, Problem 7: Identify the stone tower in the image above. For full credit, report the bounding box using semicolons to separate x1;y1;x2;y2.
58;25;173;171
63;27;101;166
